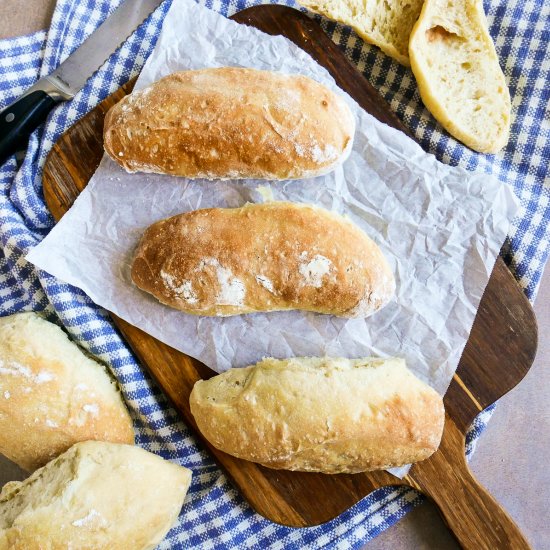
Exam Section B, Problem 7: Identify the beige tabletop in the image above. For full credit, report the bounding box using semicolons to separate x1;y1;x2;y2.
0;2;548;548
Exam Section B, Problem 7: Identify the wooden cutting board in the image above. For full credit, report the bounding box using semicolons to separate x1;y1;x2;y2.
42;6;537;549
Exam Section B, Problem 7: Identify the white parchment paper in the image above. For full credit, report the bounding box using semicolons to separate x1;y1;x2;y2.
28;0;518;400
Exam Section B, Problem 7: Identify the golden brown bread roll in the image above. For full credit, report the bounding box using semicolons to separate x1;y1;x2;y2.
104;67;355;180
0;441;192;550
131;202;395;317
0;313;134;471
189;356;445;473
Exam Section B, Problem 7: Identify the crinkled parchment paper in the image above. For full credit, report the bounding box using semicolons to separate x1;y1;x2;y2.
28;0;517;404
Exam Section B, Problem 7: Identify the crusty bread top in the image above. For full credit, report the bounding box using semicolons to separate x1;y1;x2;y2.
409;0;511;153
298;0;424;66
0;441;192;550
0;313;134;471
104;67;355;180
190;357;445;473
131;202;395;318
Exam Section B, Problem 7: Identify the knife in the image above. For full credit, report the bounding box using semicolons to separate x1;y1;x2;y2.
0;0;165;166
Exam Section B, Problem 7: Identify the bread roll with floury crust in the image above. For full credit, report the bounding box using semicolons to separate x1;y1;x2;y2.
131;202;395;318
0;441;192;550
104;67;355;180
190;357;445;473
0;313;134;471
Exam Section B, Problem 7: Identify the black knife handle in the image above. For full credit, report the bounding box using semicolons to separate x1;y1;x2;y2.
0;91;58;165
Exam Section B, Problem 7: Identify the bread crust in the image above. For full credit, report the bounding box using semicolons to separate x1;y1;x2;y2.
104;67;355;180
0;313;134;471
189;357;445;473
131;202;395;318
409;0;511;153
0;441;192;550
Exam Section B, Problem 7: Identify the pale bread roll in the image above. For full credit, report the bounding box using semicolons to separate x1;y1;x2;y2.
0;313;134;471
297;0;424;66
131;202;395;318
409;0;511;152
0;441;192;550
104;67;355;180
190;357;444;473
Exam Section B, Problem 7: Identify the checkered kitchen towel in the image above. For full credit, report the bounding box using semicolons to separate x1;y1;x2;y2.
0;0;548;547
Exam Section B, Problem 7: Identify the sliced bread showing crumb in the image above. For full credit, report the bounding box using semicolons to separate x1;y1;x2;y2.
409;0;511;153
297;0;424;66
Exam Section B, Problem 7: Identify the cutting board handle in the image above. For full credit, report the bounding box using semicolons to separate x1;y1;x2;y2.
406;413;531;549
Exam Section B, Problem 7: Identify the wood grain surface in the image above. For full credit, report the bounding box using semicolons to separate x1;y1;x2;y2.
41;6;537;549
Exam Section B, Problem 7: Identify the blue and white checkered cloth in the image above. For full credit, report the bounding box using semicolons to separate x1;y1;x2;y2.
0;0;548;547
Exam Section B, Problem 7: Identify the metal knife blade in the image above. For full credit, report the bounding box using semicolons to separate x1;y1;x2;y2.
0;0;165;165
49;0;165;98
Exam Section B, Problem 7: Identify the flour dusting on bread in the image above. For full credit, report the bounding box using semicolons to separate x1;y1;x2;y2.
0;359;55;385
255;275;275;294
160;270;198;304
197;258;246;306
299;253;333;288
131;202;395;317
